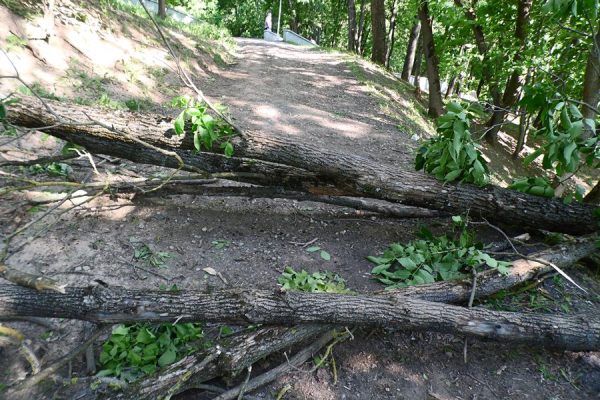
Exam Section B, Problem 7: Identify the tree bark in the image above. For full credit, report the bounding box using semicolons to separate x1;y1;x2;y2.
6;95;598;234
157;0;167;19
582;22;600;137
513;68;533;158
1;284;599;351
453;0;501;104
385;0;398;68
411;38;423;79
401;18;421;81
355;0;367;53
485;0;533;142
418;1;444;117
370;0;387;65
347;0;357;51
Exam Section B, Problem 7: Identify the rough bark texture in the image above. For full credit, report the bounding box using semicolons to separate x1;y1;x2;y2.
370;0;387;65
6;95;599;234
355;0;367;53
347;0;357;51
157;0;167;19
418;1;444;117
401;18;421;81
1;285;599;351
389;237;597;303
385;0;398;68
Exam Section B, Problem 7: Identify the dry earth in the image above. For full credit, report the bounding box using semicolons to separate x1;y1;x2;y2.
1;7;600;399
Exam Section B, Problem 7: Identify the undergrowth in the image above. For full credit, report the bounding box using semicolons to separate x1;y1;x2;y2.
368;216;510;289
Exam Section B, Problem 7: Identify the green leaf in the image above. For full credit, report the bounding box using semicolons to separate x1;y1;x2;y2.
371;263;391;274
0;103;6;120
320;250;331;261
398;257;417;270
444;169;462;182
306;246;321;253
563;142;577;164
523;148;544;165
174;112;185;136
193;131;201;152
447;102;463;113
224;142;234;157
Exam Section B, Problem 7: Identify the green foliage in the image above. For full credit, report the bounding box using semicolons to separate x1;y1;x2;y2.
520;86;595;175
133;243;172;268
278;267;351;293
305;246;331;261
97;322;205;381
415;102;489;186
368;217;510;289
509;177;555;198
542;0;599;19
26;162;72;177
212;239;230;249
17;83;61;101
6;33;27;51
172;96;234;157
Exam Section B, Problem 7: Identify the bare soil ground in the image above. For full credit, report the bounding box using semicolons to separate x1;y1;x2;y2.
1;5;600;400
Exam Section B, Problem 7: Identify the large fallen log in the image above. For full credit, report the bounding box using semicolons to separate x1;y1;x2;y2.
5;240;595;399
1;284;599;351
6;95;598;234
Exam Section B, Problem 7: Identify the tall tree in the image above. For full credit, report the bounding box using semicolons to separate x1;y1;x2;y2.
158;0;167;18
370;0;387;65
356;0;367;53
582;21;600;137
485;0;533;142
418;0;444;117
385;0;398;68
348;0;357;51
401;17;421;81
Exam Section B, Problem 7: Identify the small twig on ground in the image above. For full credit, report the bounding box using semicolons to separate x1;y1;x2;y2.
7;325;108;393
478;219;588;293
0;316;57;330
288;237;318;248
0;153;78;167
212;332;334;400
463;268;478;364
237;365;252;400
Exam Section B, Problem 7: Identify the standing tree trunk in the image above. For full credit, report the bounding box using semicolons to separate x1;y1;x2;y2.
485;0;533;143
513;68;533;158
370;0;387;65
360;24;370;56
454;0;501;108
287;0;299;32
582;22;600;137
413;38;423;96
401;17;421;81
347;0;357;51
356;0;367;53
385;0;398;68
418;1;444;117
157;0;167;18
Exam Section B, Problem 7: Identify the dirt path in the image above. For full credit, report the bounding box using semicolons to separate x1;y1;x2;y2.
204;39;424;168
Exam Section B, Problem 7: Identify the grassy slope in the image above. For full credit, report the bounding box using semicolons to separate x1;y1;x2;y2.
0;0;234;114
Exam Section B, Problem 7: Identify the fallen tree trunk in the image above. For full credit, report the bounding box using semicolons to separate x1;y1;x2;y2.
4;240;595;399
390;236;598;303
6;95;598;234
1;284;599;351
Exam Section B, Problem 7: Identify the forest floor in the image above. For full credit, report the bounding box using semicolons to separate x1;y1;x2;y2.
1;2;600;399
